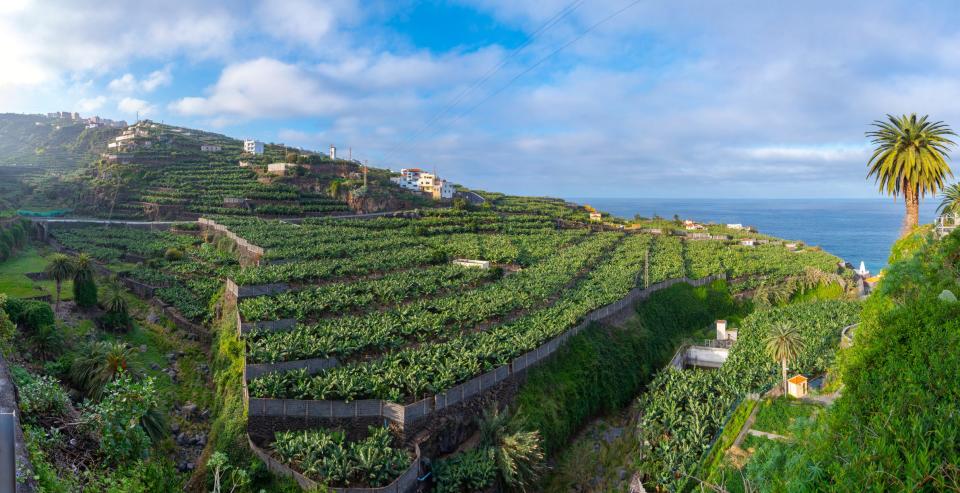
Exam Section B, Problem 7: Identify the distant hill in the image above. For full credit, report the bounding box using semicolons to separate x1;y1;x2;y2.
0;113;119;170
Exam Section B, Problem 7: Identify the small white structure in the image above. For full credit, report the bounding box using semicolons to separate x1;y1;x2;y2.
727;223;744;230
857;261;869;277
239;160;250;168
785;242;798;250
201;144;221;152
684;220;705;230
590;212;603;222
391;168;423;191
244;139;264;155
267;162;297;175
716;320;727;340
740;238;757;247
787;375;809;398
329;144;337;160
453;259;491;269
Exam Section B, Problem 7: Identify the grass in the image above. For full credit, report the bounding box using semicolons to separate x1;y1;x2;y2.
751;398;820;437
0;245;74;300
699;397;760;485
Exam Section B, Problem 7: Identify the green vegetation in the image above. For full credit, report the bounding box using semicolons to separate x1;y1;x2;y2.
866;113;956;232
511;280;745;457
743;229;960;490
633;300;859;490
271;426;412;487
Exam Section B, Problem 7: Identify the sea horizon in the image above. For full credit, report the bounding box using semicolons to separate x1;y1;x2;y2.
570;196;941;272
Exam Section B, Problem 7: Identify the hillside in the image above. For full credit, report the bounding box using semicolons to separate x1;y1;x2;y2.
0;114;448;218
0;113;118;169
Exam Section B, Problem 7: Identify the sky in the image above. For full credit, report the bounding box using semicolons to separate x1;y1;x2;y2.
3;0;960;198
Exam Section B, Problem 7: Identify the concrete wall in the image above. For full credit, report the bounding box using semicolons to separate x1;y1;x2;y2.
0;355;36;492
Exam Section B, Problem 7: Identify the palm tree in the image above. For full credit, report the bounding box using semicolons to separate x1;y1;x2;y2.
72;253;97;308
867;114;956;235
45;253;74;311
764;322;806;396
479;406;544;492
70;340;139;399
937;182;960;216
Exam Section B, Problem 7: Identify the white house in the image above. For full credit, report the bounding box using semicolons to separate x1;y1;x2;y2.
244;140;264;155
391;168;424;191
740;238;757;247
432;178;455;200
726;223;744;230
590;212;603;222
201;144;221;152
238;160;250;168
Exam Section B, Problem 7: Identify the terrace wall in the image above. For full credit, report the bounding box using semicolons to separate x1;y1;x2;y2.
244;274;725;436
198;218;265;266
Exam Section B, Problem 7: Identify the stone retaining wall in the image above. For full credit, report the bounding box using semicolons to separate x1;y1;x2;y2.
198;218;264;266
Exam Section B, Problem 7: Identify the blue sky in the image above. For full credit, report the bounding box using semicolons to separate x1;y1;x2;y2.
3;0;960;199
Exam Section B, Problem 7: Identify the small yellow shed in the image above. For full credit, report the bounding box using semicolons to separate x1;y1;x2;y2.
787;374;808;398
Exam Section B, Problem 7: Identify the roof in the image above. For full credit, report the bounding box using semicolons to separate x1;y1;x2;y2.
788;375;808;384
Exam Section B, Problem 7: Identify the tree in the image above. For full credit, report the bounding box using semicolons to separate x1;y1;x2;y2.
72;252;98;308
937;182;960;216
478;406;544;492
99;281;131;332
866;114;956;234
764;322;806;396
70;340;139;399
45;253;74;311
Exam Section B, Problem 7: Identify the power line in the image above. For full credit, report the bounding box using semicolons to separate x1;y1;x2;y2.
447;0;645;128
386;0;644;167
380;0;586;164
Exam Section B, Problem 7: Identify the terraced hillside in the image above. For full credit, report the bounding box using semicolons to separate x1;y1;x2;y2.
21;195;853;491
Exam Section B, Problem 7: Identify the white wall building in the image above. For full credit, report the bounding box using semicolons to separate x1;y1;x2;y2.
390;168;423;191
244;139;264;155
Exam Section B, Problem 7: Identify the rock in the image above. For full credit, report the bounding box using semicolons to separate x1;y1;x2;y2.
196;433;206;446
165;352;176;360
170;422;180;434
182;402;198;416
186;462;195;471
617;468;627;481
176;432;189;445
939;289;957;302
68;438;77;447
150;363;160;371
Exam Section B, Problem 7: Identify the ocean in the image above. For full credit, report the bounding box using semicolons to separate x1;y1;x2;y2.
570;198;940;272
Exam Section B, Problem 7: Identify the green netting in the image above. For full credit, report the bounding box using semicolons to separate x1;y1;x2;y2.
17;209;70;217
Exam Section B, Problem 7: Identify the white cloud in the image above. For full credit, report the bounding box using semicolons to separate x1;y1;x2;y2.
108;66;173;93
77;96;107;112
736;145;871;162
171;58;349;119
118;97;154;116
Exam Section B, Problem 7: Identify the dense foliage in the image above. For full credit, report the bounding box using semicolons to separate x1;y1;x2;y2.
748;229;960;491
634;300;860;489
271;426;411;487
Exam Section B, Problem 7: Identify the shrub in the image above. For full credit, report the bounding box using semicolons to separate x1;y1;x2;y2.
0;295;15;356
81;372;161;464
433;448;496;493
164;247;184;261
12;366;69;418
73;276;98;308
3;298;55;331
29;324;64;360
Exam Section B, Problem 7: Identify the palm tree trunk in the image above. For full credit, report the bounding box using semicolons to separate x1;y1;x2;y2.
781;358;788;396
903;185;920;235
55;281;61;312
